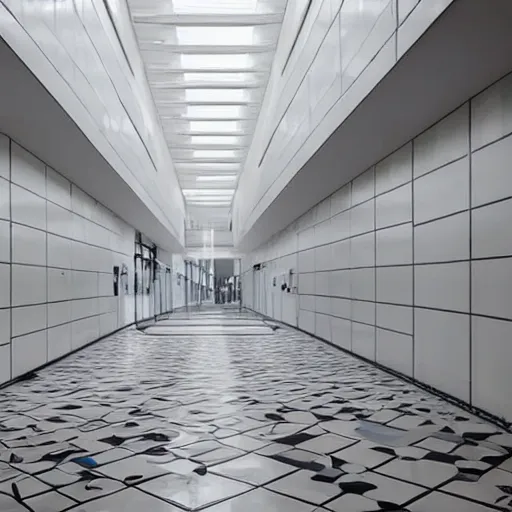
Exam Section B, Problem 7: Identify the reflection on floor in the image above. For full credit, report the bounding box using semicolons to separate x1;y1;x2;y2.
1;308;511;511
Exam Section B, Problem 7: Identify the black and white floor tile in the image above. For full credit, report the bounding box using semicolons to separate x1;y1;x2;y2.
0;308;511;511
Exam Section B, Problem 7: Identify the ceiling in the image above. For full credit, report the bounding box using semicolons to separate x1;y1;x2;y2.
127;0;288;229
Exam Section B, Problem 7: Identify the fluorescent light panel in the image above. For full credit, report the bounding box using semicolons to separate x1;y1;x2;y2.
181;54;253;70
185;89;247;102
171;0;258;14
176;26;254;46
184;106;243;119
196;175;237;181
190;136;238;145
189;121;239;133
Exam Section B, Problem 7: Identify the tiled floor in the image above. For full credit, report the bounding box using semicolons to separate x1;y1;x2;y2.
1;308;511;511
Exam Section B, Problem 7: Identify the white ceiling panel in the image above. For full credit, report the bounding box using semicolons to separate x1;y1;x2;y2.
128;0;287;228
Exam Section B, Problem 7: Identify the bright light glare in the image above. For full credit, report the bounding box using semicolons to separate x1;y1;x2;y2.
189;121;239;133
193;150;236;158
196;175;237;182
172;0;258;14
177;27;254;46
181;54;252;70
185;106;243;119
183;72;253;84
191;136;238;145
185;89;246;102
183;189;234;196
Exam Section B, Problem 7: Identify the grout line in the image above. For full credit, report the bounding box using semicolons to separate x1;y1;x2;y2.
411;138;416;379
468;97;473;406
8;137;12;381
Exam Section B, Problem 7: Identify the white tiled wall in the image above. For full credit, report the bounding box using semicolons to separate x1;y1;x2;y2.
234;0;454;241
242;71;512;423
0;134;137;385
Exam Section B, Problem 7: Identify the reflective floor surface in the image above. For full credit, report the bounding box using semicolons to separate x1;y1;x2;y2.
1;308;511;511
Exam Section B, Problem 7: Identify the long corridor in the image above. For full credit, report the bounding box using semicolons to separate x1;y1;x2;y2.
1;310;511;512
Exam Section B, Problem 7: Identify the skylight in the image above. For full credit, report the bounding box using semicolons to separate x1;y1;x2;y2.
185;89;247;103
184;106;243;119
181;54;253;70
171;0;258;15
177;27;255;46
193;150;236;158
189;121;239;133
190;136;238;145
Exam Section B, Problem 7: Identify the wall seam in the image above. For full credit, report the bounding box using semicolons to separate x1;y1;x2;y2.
411;138;416;379
468;98;473;406
8;137;12;381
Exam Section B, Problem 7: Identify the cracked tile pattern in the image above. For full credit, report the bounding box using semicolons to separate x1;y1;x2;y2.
0;309;511;511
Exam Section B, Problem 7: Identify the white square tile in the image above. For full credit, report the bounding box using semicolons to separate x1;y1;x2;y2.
11;304;46;337
375;142;412;195
414;157;470;224
12;264;46;307
330;269;351;298
472;198;512;258
376;182;412;228
472;316;512;422
299;309;315;334
331;210;351;239
315;296;331;315
300;295;315;312
11;223;46;266
376;223;412;265
315;244;332;271
376;303;413;334
351;267;375;301
0;177;9;221
47;201;73;239
212;453;295;486
0;134;9;180
414;308;470;401
11;184;46;230
10;142;46;197
350;232;375;268
72;270;99;299
414;211;469;263
47;234;72;269
71;316;100;350
351;167;375;206
472;134;512;207
315;272;330;296
47;323;72;362
352;322;375;360
351;300;375;325
48;268;72;302
0;308;9;346
298;249;315;273
350;199;374;236
0;344;10;384
46;167;71;210
0;263;9;308
47;301;72;327
266;469;340;505
415;262;470;313
0;219;9;263
139;472;252;510
331;184;351;215
298;273;315;295
376;266;413;305
471;72;512;150
72;298;98;321
11;329;47;378
315;219;332;246
376;328;413;376
331;239;350;269
472;258;512;321
409;490;496;512
331;317;351;349
414;104;468;178
331;297;351;319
